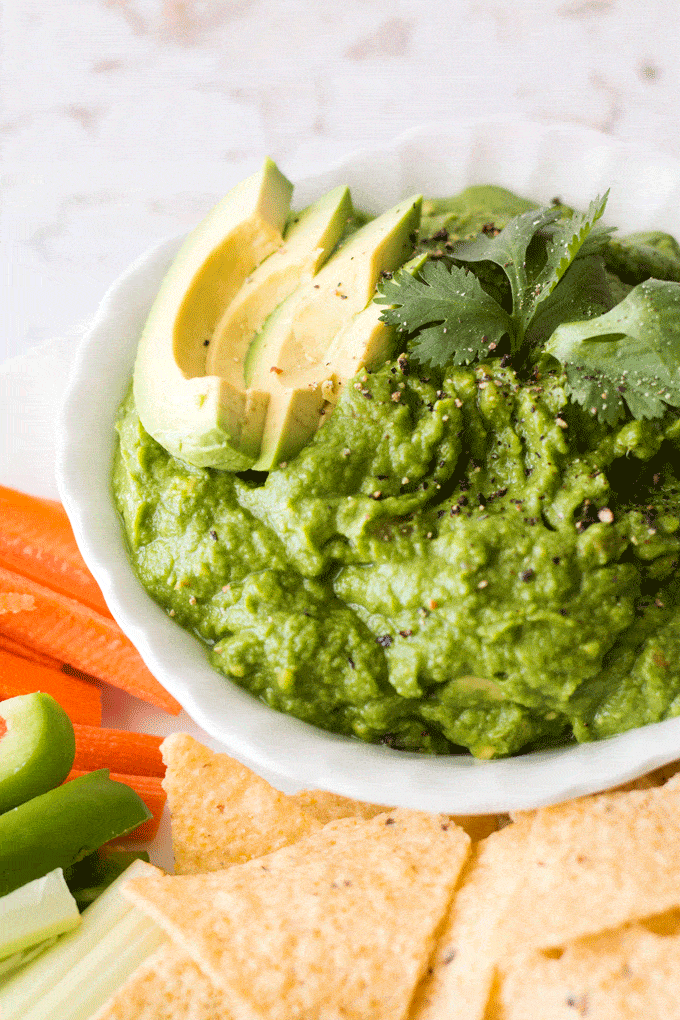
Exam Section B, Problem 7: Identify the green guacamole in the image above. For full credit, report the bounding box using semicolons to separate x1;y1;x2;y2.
113;188;680;759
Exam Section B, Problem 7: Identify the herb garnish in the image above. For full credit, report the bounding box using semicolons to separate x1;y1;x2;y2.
373;258;512;368
546;279;680;424
375;193;680;424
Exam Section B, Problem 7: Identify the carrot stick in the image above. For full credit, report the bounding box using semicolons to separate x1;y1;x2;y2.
66;770;166;842
0;485;112;617
72;724;165;778
0;632;64;671
0;565;181;715
0;646;102;726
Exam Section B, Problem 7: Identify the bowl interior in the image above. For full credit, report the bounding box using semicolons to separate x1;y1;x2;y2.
57;120;680;813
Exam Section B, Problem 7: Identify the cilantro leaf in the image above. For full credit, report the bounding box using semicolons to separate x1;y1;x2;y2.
375;192;614;373
546;279;680;425
525;255;615;349
375;258;513;368
455;195;610;338
603;230;680;285
453;206;561;335
528;193;611;321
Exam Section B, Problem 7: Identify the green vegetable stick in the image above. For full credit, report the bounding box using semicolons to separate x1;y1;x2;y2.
0;859;157;1019
17;908;165;1020
0;770;150;897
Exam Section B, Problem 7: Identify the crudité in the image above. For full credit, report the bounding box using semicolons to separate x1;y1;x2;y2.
113;172;680;759
0;488;176;986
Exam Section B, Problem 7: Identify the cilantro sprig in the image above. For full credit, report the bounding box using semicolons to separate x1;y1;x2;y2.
454;196;611;340
375;258;513;368
546;279;680;425
375;191;680;424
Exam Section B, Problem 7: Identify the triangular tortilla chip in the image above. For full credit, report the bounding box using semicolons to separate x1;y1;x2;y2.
90;943;234;1019
290;788;391;824
162;735;499;876
124;810;471;1020
160;734;319;873
494;914;680;1019
501;783;680;955
410;819;531;1020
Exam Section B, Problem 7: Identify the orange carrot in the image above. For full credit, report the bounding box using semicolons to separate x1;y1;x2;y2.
0;565;181;714
0;632;64;671
66;770;166;842
0;646;102;726
0;485;112;617
72;724;165;778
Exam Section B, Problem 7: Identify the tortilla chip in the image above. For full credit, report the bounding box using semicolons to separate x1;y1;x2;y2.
410;819;531;1020
291;788;392;824
492;915;680;1019
292;791;501;842
512;765;677;807
124;810;471;1020
90;943;234;1019
501;783;680;955
160;734;319;873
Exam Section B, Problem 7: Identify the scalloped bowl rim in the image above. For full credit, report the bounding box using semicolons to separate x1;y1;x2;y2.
56;119;680;813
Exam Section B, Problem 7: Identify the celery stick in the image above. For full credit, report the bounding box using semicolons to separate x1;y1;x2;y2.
0;859;159;1018
0;937;58;979
0;869;80;960
15;908;167;1020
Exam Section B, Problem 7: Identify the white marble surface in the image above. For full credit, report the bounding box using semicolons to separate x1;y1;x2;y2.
3;0;680;365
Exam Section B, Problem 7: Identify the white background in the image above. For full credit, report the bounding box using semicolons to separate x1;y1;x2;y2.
3;0;680;365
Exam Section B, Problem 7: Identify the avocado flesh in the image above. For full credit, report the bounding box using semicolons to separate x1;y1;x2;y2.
253;260;429;471
250;303;392;472
249;234;425;473
206;185;353;383
133;158;293;471
318;252;427;396
248;195;422;393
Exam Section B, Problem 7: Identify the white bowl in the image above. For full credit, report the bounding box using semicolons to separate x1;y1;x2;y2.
56;120;680;814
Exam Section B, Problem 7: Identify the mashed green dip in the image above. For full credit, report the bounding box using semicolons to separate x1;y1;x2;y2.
113;187;680;758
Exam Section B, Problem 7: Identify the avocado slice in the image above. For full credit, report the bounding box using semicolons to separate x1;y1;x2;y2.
247;194;423;393
206;185;353;383
133;158;293;470
324;252;429;400
249;219;425;473
0;693;75;815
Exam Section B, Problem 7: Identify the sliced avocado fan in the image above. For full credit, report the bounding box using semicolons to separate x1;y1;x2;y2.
252;249;427;471
133;158;293;471
206;185;353;383
133;157;422;472
247;194;422;470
